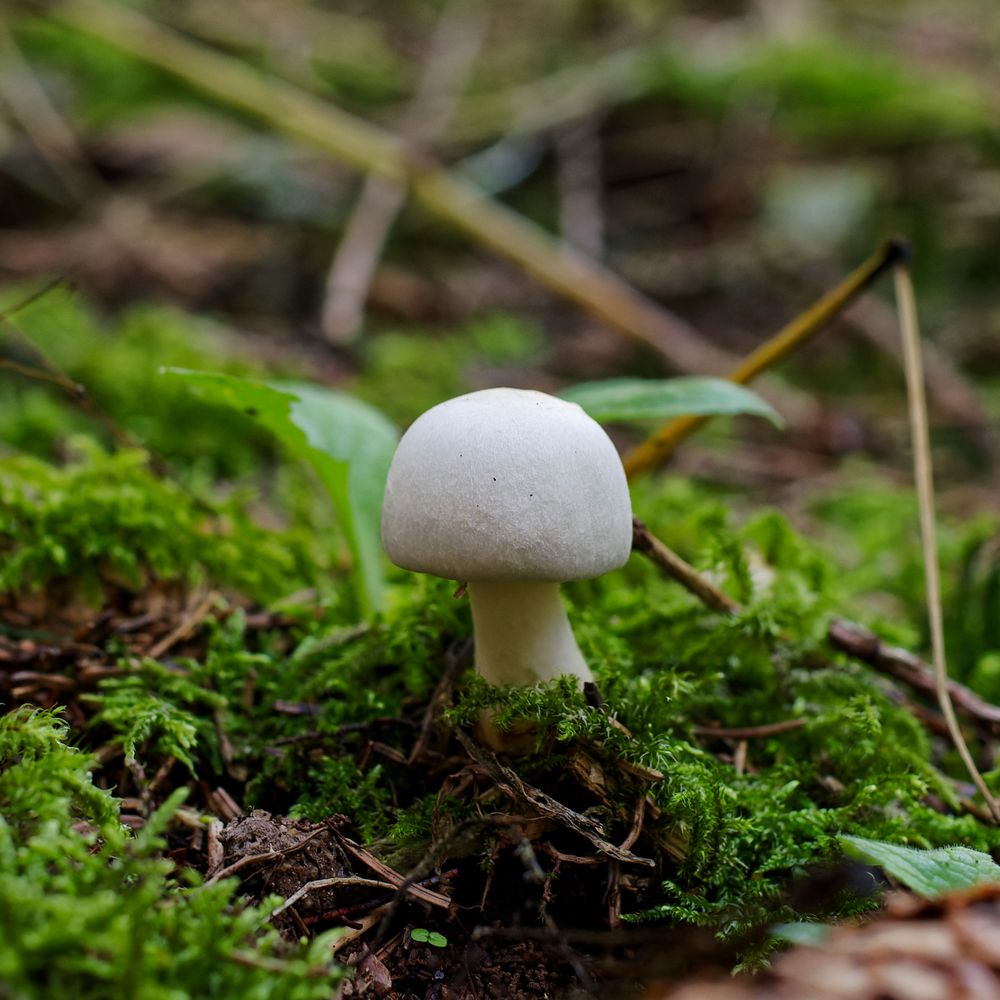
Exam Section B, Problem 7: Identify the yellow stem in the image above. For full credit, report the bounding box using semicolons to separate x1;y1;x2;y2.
623;239;907;479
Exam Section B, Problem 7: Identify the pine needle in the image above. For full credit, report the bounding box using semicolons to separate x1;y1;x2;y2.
893;260;1000;823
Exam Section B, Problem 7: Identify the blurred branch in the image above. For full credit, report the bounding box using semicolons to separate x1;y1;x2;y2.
554;114;604;260
44;0;735;376
622;239;908;479
321;4;488;346
0;20;98;201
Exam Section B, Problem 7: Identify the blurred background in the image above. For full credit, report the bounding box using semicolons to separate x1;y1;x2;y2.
2;0;1000;648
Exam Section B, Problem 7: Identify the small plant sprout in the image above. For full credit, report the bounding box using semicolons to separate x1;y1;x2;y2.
410;928;448;948
381;388;632;751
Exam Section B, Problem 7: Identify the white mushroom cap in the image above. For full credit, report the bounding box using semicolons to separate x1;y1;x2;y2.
381;388;632;582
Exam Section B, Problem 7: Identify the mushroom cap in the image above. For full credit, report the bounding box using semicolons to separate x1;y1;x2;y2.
381;388;633;582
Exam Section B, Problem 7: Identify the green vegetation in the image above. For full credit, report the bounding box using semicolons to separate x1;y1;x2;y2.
0;444;318;604
0;707;342;999
4;0;1000;992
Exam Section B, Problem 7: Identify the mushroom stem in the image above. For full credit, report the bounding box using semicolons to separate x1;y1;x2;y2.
467;580;594;688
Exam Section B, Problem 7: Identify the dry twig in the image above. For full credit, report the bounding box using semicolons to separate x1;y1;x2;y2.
828;619;1000;736
455;729;655;867
632;517;739;614
321;4;488;344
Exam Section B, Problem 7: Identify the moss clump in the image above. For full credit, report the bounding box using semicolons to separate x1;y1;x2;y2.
0;445;318;604
0;706;342;998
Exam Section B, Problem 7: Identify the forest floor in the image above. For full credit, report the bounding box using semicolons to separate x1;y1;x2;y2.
4;1;1000;997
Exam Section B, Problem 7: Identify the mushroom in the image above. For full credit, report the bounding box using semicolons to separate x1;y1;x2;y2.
381;387;632;750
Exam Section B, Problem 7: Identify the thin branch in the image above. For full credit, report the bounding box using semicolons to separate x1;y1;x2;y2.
145;589;220;659
554;114;604;259
455;729;655;867
633;519;1000;778
0;277;68;324
205;828;327;884
334;834;453;910
47;0;733;376
0;20;97;201
692;719;806;739
622;239;909;479
893;260;1000;823
828;619;1000;736
321;4;488;345
631;517;739;614
270;876;397;918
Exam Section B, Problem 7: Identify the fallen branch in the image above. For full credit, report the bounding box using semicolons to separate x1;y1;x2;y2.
270;876;398;918
321;4;487;344
333;833;452;910
828;619;1000;736
633;519;1000;769
205;827;327;884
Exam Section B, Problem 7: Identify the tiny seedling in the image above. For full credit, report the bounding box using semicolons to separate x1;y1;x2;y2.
410;928;448;948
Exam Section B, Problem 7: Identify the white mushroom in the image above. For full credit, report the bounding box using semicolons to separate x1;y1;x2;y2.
381;388;632;750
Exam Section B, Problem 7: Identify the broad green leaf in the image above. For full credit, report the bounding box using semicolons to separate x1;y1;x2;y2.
841;835;1000;898
163;369;398;615
559;376;781;426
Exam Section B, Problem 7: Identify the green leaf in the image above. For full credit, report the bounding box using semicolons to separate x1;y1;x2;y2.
771;921;829;946
410;928;447;947
163;369;398;615
841;835;1000;898
559;377;782;426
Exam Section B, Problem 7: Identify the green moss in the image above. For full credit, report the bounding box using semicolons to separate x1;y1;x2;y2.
0;445;318;604
1;291;281;476
0;707;342;998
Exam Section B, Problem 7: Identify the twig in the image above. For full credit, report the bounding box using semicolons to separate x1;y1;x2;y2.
692;719;806;739
334;834;452;910
270;876;397;918
0;20;96;201
893;260;999;822
321;4;487;344
828;619;1000;735
632;520;1000;778
631;517;739;614
554;114;604;259
409;638;473;764
0;277;68;324
455;729;655;867
449;45;650;143
46;0;733;377
206;819;224;874
622;239;908;479
146;589;220;659
205;827;327;884
618;795;646;853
